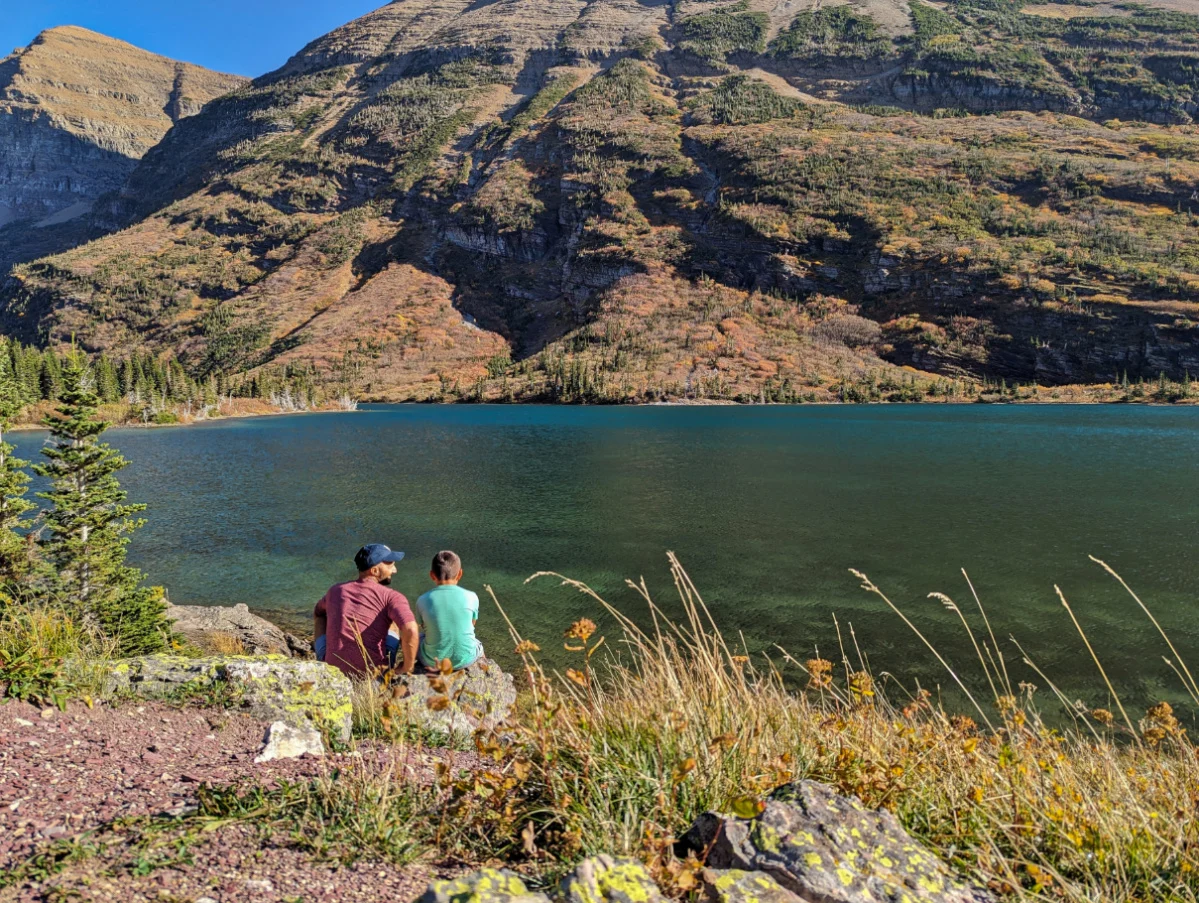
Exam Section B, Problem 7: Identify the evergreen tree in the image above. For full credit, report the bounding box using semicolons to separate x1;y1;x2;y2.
118;358;135;398
94;355;121;403
15;345;41;403
39;349;63;401
34;356;169;654
0;352;37;590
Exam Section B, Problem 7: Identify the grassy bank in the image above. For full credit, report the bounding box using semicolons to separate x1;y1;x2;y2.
3;558;1198;901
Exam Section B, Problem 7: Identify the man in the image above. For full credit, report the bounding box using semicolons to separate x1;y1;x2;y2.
314;543;419;676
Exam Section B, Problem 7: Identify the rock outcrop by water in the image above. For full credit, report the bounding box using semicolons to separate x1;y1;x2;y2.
103;654;353;742
166;602;312;657
389;661;517;737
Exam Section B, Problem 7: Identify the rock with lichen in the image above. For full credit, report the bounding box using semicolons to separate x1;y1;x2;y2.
682;781;995;903
699;869;801;903
560;855;665;903
418;869;552;903
102;654;352;742
387;661;516;737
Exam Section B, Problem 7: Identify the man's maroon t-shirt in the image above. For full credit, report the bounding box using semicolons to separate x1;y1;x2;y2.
315;579;415;676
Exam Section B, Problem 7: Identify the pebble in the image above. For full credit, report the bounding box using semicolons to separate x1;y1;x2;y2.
40;708;56;720
245;878;274;893
13;718;33;727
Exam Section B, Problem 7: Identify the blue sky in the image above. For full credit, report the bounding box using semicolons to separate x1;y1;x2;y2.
2;1;387;77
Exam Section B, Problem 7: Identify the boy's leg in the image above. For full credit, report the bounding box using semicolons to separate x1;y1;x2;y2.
315;635;327;662
465;639;486;668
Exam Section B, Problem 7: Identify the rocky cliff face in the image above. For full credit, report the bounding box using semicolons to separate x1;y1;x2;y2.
4;1;1199;401
0;26;245;226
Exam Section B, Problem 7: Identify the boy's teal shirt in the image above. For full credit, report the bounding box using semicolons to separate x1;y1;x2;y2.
415;584;481;669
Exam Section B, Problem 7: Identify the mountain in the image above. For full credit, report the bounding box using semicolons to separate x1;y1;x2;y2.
4;0;1199;403
0;27;245;228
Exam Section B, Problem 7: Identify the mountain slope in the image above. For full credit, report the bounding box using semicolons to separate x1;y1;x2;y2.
4;0;1199;402
0;26;246;228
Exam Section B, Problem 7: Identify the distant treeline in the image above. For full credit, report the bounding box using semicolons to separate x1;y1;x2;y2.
2;338;328;415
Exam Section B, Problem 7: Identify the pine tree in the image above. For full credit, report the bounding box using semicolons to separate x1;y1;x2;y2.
34;356;169;654
0;352;37;590
39;349;63;401
94;355;121;403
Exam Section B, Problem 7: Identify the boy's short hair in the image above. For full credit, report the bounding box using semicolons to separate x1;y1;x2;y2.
431;550;462;581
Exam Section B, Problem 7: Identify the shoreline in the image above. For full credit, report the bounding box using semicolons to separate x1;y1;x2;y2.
9;402;358;434
10;393;1197;434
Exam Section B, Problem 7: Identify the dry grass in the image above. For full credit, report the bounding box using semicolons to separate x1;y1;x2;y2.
469;554;1199;901
204;630;247;655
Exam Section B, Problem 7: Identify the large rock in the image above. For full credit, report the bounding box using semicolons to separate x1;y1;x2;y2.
254;721;325;763
103;654;352;742
418;869;551;903
166;603;312;657
561;856;665;903
388;661;516;737
682;781;994;903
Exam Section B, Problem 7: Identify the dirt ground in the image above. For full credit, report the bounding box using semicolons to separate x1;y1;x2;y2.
0;698;466;902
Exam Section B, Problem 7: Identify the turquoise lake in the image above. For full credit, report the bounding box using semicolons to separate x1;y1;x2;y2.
13;404;1199;712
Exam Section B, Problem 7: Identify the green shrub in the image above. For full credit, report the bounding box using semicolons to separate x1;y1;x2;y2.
688;76;809;125
908;0;964;45
679;3;769;63
770;6;894;61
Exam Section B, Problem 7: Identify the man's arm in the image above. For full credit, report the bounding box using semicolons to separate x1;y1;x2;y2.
397;620;420;673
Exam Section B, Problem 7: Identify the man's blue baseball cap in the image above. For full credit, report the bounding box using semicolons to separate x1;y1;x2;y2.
354;543;405;571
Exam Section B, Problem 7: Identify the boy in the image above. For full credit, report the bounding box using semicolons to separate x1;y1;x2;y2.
414;550;484;671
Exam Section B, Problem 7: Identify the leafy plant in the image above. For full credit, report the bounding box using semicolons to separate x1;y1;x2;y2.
0;605;109;709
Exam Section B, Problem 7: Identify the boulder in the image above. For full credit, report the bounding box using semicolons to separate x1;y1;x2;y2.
103;654;352;742
388;661;516;737
254;721;325;763
682;781;994;903
166;603;312;657
561;856;665;903
419;869;551;903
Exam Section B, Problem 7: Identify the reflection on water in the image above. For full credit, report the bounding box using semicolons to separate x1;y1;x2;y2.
13;404;1199;711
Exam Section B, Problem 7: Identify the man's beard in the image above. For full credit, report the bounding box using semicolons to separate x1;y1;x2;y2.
379;577;392;586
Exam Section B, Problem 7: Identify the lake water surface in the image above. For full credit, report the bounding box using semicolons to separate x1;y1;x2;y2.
14;404;1199;712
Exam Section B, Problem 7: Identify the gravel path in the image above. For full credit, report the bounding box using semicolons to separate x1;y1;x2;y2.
0;699;469;902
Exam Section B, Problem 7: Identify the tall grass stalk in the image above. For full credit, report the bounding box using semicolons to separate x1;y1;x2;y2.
469;554;1199;902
